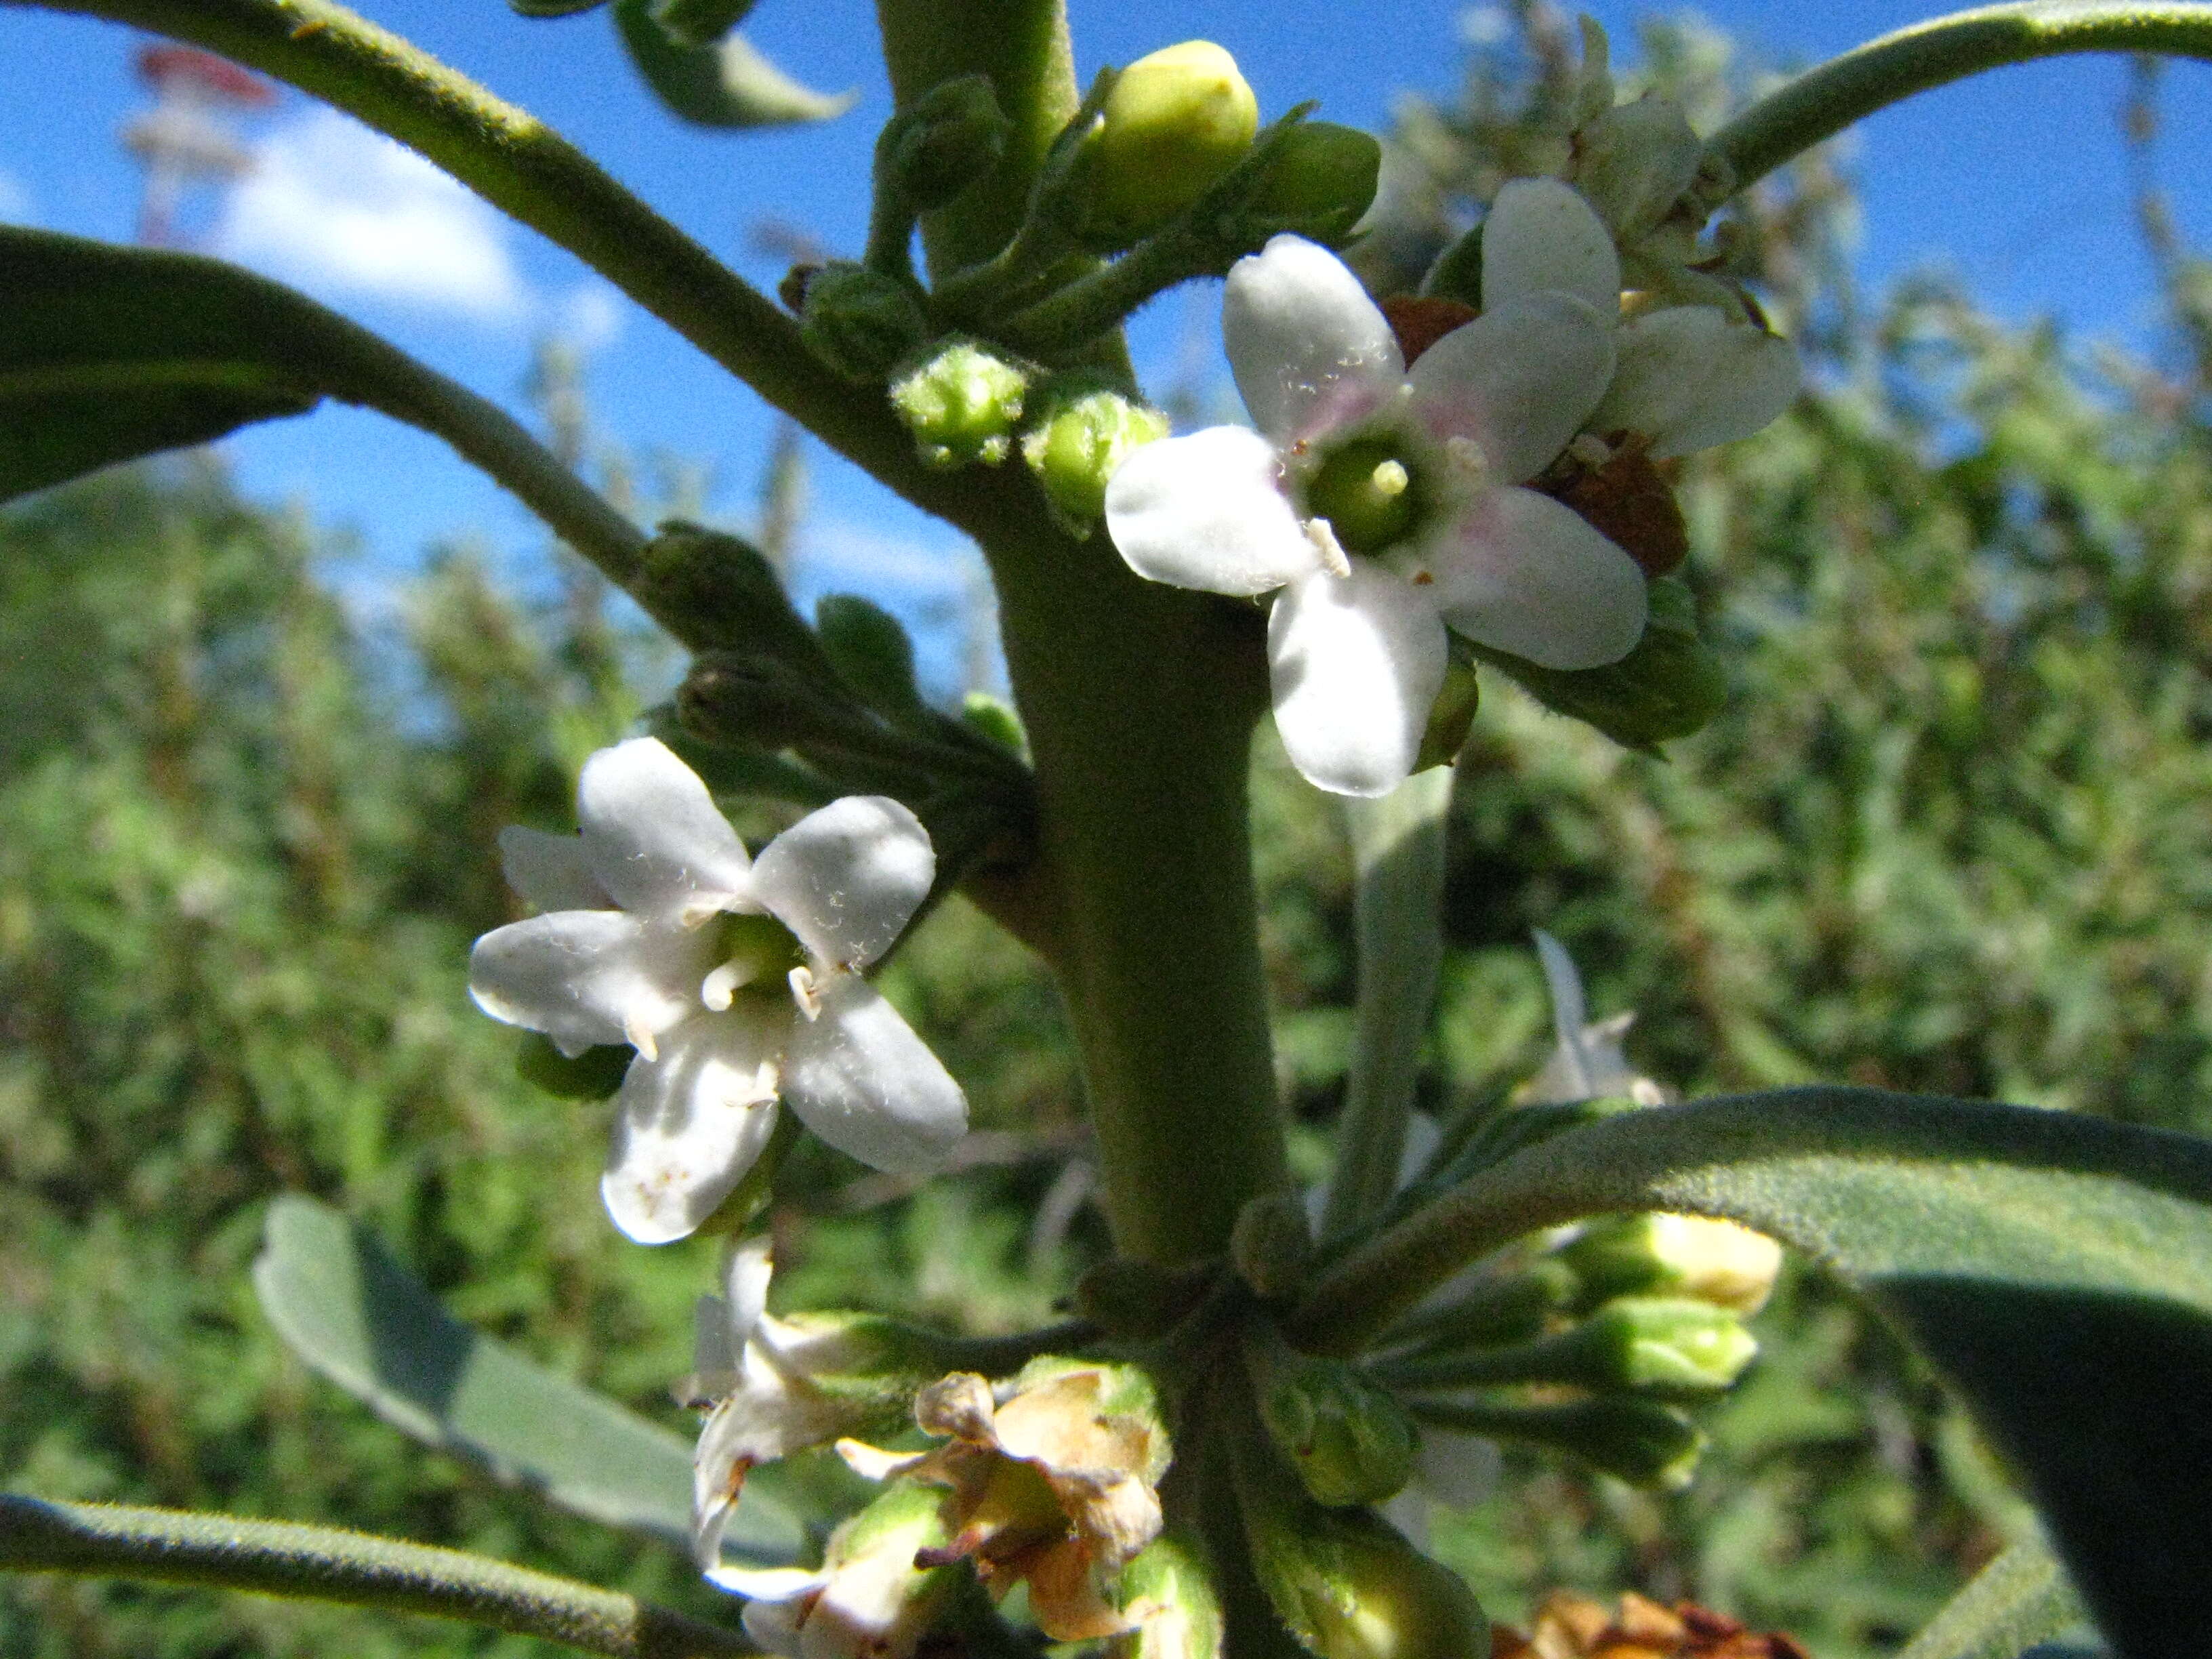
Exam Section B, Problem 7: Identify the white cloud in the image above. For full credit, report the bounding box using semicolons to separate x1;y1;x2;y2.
0;166;34;224
555;281;627;353
216;107;527;320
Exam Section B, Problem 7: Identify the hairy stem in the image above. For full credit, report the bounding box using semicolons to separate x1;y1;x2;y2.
0;1496;751;1658
1708;1;2212;192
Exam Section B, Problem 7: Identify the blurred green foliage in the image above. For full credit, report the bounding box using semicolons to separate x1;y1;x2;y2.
9;7;2212;1657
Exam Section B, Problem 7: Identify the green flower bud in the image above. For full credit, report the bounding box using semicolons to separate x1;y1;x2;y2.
1420;1396;1704;1490
960;692;1029;760
634;520;830;665
1250;1502;1490;1659
1115;1532;1223;1659
816;593;926;722
1245;121;1381;245
879;74;1011;211
1231;1193;1315;1300
1372;1258;1578;1355
1471;577;1726;754
1080;41;1259;251
1561;1296;1758;1393
1561;1212;1784;1316
800;262;930;384
1412;661;1479;772
889;338;1029;469
516;1034;631;1101
678;651;864;751
1021;376;1170;535
1248;1327;1418;1507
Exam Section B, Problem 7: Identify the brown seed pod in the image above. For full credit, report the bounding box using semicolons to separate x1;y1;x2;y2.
1538;430;1690;578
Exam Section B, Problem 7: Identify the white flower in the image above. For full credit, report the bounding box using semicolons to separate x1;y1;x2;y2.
469;737;966;1244
712;1478;953;1659
1518;926;1668;1107
1105;211;1646;798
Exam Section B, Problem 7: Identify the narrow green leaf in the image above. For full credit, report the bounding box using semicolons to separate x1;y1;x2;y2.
1294;1089;2212;1659
510;0;608;16
1896;1537;2093;1659
611;0;853;127
252;1195;802;1565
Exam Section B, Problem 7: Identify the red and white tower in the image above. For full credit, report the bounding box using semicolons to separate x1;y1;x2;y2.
123;43;274;247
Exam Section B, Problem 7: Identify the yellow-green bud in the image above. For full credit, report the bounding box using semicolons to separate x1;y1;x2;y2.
1081;41;1258;251
1433;1395;1704;1490
960;691;1028;760
1249;1328;1417;1507
1471;577;1725;754
1412;661;1479;771
1258;1507;1490;1659
1561;1212;1784;1315
1231;1192;1315;1300
799;262;929;384
880;74;1010;211
1246;121;1381;244
1564;1296;1759;1393
816;593;925;721
890;339;1029;469
1021;377;1170;535
1115;1533;1223;1659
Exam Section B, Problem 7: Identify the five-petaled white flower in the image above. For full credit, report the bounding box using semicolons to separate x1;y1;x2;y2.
1105;188;1649;798
468;737;966;1244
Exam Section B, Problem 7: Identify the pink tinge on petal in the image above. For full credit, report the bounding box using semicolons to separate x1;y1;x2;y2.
1224;233;1405;446
1408;292;1616;484
1266;565;1449;798
1425;486;1647;670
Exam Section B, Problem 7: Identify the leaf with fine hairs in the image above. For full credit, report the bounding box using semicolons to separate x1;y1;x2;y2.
253;1194;804;1565
1298;1088;2212;1659
1896;1536;2095;1659
611;0;853;127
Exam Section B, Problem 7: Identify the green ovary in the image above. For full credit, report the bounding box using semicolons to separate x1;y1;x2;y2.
1302;436;1424;555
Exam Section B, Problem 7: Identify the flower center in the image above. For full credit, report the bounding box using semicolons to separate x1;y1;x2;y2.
701;911;808;1010
1302;434;1424;556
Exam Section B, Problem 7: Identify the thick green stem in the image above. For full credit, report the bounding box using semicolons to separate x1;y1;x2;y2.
1317;766;1453;1242
1708;1;2212;192
0;1496;751;1658
11;0;990;533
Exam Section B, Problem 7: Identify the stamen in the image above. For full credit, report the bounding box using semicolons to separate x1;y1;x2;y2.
624;1015;660;1063
1444;435;1488;487
1370;459;1410;498
701;959;751;1010
1305;517;1353;578
1568;432;1614;468
788;965;823;1021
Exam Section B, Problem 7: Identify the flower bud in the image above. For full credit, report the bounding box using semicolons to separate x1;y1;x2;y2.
1021;376;1170;535
1244;122;1381;245
889;338;1030;469
1557;1296;1758;1393
1248;1327;1417;1508
879;74;1010;211
1080;41;1258;251
1412;661;1479;773
960;691;1028;760
1424;1396;1704;1490
1561;1212;1784;1316
1571;93;1702;243
1471;577;1726;753
1231;1193;1315;1300
800;262;930;384
1113;1533;1223;1659
816;593;926;722
1248;1500;1489;1659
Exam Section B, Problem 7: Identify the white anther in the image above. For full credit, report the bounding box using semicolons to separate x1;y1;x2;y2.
624;1015;660;1063
1305;517;1353;578
788;965;823;1021
701;959;751;1012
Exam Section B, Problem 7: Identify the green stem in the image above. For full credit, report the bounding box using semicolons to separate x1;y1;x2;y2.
0;1495;751;1658
13;0;985;532
1317;765;1453;1242
1708;1;2212;192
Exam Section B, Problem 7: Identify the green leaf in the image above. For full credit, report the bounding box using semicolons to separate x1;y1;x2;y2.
651;0;758;48
1897;1537;2094;1659
252;1194;803;1565
1299;1089;2212;1659
611;0;853;127
510;0;608;15
0;229;333;503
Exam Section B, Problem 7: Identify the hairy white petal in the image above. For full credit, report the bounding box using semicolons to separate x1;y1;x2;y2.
781;975;966;1174
1409;292;1615;483
1266;565;1448;798
1591;307;1801;457
1427;485;1647;669
1224;233;1404;444
1105;426;1316;596
1479;177;1620;317
497;825;609;912
750;797;935;973
469;910;716;1056
601;1013;785;1245
577;737;756;922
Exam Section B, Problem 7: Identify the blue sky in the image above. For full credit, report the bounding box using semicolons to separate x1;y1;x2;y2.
4;0;2211;690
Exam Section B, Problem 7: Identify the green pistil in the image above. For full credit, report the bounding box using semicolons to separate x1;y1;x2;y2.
1303;435;1423;555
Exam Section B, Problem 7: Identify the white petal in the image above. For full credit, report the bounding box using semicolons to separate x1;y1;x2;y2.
469;910;716;1055
724;1235;775;1346
1409;292;1615;483
751;796;935;974
1479;177;1620;316
1534;928;1591;1047
601;1013;785;1245
781;975;966;1174
497;825;609;912
733;1594;808;1655
1266;565;1448;798
714;1567;822;1603
1427;485;1647;670
1223;233;1405;445
1591;308;1801;458
1105;426;1317;596
577;737;755;922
